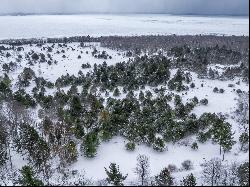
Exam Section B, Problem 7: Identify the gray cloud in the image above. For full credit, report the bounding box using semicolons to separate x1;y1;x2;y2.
0;0;248;15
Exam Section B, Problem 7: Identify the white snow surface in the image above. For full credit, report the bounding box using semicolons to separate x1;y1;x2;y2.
0;14;249;39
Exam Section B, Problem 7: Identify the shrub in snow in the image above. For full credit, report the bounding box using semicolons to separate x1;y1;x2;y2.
236;89;242;94
213;87;219;93
167;164;178;173
82;63;91;69
181;160;193;171
153;137;167;152
219;89;225;93
31;53;39;60
200;98;209;105
125;142;136;151
190;82;195;88
191;142;199;150
191;96;199;105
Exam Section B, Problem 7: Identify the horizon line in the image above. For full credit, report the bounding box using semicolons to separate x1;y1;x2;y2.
0;12;249;17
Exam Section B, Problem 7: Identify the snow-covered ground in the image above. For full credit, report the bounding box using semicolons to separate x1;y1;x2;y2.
0;14;248;39
0;42;248;185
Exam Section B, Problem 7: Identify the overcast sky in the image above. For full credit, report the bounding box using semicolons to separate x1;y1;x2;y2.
0;0;249;15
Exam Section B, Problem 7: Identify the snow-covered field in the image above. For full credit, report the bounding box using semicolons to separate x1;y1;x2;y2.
0;14;248;39
0;42;248;185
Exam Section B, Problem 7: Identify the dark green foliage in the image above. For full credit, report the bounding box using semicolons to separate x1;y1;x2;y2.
18;165;44;186
14;90;37;108
125;142;136;151
81;132;99;158
74;123;85;139
197;113;235;155
155;168;174;186
239;132;249;152
168;69;191;92
105;163;128;186
182;173;197;186
70;96;82;117
197;131;211;143
237;162;249;186
153;137;166;152
15;124;50;169
211;120;235;154
18;67;35;87
113;87;121;97
62;140;78;164
0;122;8;166
0;74;11;95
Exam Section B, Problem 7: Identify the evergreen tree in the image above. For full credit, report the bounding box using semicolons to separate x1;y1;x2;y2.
182;173;197;186
70;96;82;117
0;122;8;166
155;168;174;186
18;166;44;186
237;162;249;186
125;142;136;151
239;132;249;152
81;132;99;158
113;87;121;97
105;163;128;186
211;121;235;159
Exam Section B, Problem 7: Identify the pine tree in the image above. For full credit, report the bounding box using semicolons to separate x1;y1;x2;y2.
237;162;249;186
113;87;121;97
155;168;174;186
0;122;8;166
239;132;249;151
70;96;82;117
105;163;128;186
18;165;44;186
182;173;197;186
211;120;235;159
81;132;99;158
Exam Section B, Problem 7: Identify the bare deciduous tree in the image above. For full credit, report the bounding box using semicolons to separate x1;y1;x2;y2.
135;154;150;186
